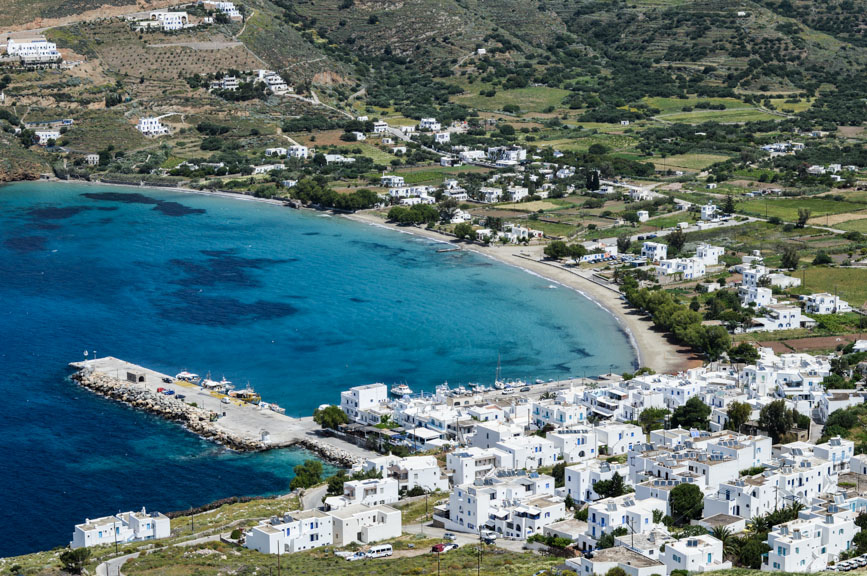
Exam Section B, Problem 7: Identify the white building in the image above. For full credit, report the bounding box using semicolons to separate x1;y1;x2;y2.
563;460;629;503
34;130;60;145
136;117;169;137
763;508;857;572
150;11;189;31
245;509;333;554
380;174;405;187
324;478;399;511
495;436;558;471
340;383;389;424
447;447;504;486
567;546;665;576
329;504;402;547
803;293;851;315
637;210;650;222
71;508;170;549
751;305;813;332
257;70;290;94
657;257;706;280
439;472;560;537
701;202;718;221
373;121;389;134
6;37;61;63
641;242;668;263
360;454;449;493
435;132;450;144
662;534;732;575
419;118;441;131
585;494;667;544
695;243;725;266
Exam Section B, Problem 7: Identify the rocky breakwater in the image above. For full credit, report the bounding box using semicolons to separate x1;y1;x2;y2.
71;368;266;452
291;437;361;468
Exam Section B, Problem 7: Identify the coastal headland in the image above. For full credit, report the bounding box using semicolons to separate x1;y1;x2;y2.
69;357;374;467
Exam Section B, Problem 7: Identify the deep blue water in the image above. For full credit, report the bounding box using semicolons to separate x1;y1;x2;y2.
0;181;636;556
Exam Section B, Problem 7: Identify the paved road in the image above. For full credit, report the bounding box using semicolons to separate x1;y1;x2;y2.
404;522;526;553
301;484;328;510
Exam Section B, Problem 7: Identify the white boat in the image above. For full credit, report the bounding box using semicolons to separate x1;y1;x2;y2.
269;404;286;415
200;378;223;389
175;371;198;382
391;383;413;396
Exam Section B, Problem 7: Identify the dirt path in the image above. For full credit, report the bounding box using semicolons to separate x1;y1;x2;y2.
147;41;243;50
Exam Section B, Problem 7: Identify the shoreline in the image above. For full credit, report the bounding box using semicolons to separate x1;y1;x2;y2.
343;211;699;375
13;178;698;374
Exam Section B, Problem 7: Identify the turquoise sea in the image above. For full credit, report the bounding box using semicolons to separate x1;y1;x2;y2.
0;181;636;555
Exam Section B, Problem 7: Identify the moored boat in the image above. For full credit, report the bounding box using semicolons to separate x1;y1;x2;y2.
390;383;413;396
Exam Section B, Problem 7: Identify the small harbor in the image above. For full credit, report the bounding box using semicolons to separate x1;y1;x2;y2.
68;356;377;466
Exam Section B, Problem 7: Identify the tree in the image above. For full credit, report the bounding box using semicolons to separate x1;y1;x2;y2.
781;245;799;269
617;234;632;253
596;532;616;549
593;472;627;499
60;548;91;574
724;194;736;214
796;208;811;228
729;342;759;364
290;459;323;490
575;507;589;521
669;483;703;525
438;197;459;222
327;469;349;495
667;228;686;254
453;222;475;241
671;396;711;430
568;243;588;261
606;568;627;576
813;251;832;265
736;537;770;569
552;461;567;488
726;401;752;433
313;405;349;430
758;399;794;443
638;407;670;433
544;240;570;259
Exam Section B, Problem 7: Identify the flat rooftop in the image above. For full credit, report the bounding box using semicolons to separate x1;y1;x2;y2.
589;546;663;568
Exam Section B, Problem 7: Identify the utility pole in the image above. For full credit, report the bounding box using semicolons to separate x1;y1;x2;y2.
113;519;118;555
191;506;194;533
437;550;441;576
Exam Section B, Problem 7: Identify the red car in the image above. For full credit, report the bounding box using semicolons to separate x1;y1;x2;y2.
431;543;458;553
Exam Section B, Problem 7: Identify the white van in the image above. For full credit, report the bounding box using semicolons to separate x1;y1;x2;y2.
366;544;393;558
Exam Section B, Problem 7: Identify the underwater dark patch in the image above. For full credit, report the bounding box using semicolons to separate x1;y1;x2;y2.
3;236;48;252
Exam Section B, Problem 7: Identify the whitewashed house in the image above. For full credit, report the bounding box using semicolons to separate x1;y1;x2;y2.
803;293;851;314
340;383;389;424
71;508;170;549
641;242;668;263
136;117;169;137
324;478;399;511
6;37;61;63
662;535;731;575
245;510;333;554
329;504;401;547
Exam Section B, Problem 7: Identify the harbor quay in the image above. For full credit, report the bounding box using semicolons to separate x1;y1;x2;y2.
68;357;376;466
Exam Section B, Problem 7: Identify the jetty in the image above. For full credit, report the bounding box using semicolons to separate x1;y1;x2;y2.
69;357;377;466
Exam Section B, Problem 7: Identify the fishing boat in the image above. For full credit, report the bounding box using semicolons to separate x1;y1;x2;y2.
175;371;199;382
230;384;261;404
268;403;286;415
390;383;413;397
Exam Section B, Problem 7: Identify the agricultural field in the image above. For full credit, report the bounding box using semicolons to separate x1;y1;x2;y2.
788;267;867;309
453;86;571;114
653;153;732;172
736;197;865;221
642;96;748;114
655;107;780;124
837;218;867;234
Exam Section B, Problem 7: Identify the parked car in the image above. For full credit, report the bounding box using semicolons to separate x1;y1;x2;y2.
443;533;457;541
346;552;367;562
162;377;172;383
221;397;230;404
519;386;531;392
176;394;186;400
163;389;175;395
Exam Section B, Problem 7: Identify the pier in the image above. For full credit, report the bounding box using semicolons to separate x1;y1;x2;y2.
69;357;377;466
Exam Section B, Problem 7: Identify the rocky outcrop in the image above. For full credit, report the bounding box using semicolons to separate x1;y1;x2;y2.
291;437;361;468
72;369;266;452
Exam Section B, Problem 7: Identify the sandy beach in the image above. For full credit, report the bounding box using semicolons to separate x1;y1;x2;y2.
344;211;700;375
